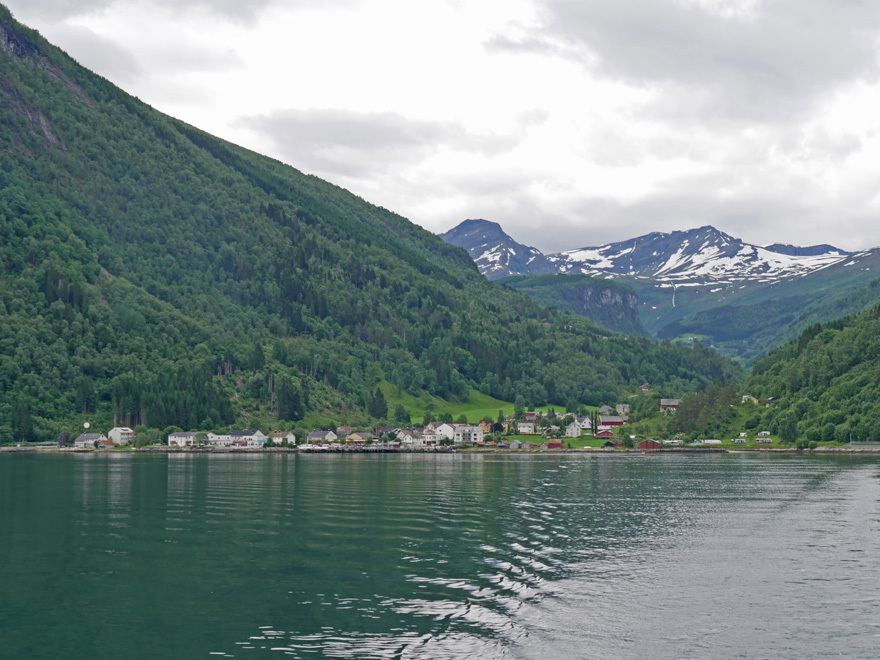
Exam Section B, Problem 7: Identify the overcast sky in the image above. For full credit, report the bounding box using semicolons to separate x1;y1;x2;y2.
7;0;880;252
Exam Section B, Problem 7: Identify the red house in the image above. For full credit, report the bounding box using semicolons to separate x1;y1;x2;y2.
595;429;617;439
638;439;661;450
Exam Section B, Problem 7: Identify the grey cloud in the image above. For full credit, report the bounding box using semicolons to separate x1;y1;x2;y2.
5;0;352;23
46;23;142;82
519;0;880;125
237;108;520;178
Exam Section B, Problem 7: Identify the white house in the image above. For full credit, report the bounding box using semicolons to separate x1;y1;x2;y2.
453;425;483;446
168;431;198;447
577;416;593;431
74;432;107;449
565;421;582;438
268;431;296;445
108;427;134;445
517;422;536;435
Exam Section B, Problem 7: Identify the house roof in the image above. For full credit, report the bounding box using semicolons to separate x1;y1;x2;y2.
75;433;105;442
229;429;261;437
660;399;682;406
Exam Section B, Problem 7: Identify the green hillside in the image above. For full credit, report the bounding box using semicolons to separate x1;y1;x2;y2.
0;5;741;442
500;274;649;337
743;305;880;444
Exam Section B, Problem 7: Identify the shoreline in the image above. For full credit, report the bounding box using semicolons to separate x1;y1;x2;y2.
2;446;878;455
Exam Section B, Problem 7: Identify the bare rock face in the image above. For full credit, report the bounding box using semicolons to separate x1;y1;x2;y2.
0;73;65;148
0;23;43;60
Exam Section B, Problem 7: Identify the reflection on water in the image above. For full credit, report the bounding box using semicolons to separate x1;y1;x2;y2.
1;453;879;659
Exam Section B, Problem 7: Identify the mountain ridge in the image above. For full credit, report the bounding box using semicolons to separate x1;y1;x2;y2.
442;219;880;363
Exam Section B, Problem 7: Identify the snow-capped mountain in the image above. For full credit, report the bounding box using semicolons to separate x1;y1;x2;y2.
551;226;855;283
438;219;552;280
442;220;880;364
442;222;858;284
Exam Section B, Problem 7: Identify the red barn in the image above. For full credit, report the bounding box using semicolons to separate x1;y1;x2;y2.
638;439;661;450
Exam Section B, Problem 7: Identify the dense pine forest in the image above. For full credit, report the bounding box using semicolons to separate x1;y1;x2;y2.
0;5;744;442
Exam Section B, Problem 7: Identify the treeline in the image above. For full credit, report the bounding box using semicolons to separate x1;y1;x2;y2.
0;7;741;441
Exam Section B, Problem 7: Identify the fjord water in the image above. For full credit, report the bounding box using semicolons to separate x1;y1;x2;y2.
2;454;879;659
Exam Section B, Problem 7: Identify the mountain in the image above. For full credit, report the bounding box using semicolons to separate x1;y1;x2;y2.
442;221;880;363
443;222;855;284
438;219;551;280
0;6;742;441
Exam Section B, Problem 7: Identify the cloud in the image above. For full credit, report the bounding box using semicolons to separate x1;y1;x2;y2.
6;0;361;22
236;108;521;178
45;22;142;82
520;0;880;125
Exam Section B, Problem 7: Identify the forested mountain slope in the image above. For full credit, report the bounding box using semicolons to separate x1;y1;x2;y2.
0;5;741;441
744;306;880;444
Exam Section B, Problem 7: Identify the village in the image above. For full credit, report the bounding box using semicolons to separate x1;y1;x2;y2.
64;397;778;452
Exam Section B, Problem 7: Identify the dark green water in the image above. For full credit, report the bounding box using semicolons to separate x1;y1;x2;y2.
2;453;879;659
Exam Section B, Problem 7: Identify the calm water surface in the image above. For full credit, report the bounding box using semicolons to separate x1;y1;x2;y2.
1;453;879;659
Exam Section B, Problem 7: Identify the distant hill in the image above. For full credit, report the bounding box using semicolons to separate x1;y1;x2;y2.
0;5;741;441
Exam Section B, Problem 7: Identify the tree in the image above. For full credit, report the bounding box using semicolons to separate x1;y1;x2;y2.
57;431;70;447
394;404;411;426
12;398;31;443
514;395;526;419
455;414;468;424
367;387;387;419
277;376;304;421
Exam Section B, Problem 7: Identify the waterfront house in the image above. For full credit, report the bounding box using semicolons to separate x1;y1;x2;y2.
541;440;564;450
108;427;134;445
97;439;115;450
228;429;267;447
638;439;661;450
453;425;483;446
73;432;107;449
268;431;295;445
307;430;337;443
509;440;523;450
168;431;198;447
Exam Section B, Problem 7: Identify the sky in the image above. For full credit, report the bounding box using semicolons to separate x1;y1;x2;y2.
6;0;880;253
